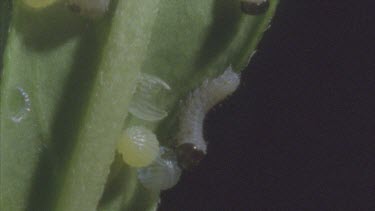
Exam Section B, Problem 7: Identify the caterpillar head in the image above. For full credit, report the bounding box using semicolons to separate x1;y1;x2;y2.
176;143;205;170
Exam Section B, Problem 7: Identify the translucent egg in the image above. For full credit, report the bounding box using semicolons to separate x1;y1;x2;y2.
11;87;31;123
129;73;171;122
138;147;181;192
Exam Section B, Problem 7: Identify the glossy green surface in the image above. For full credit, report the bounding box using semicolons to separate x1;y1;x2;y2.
0;0;278;210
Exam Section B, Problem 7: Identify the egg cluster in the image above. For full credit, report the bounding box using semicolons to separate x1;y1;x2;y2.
116;66;241;192
117;74;182;192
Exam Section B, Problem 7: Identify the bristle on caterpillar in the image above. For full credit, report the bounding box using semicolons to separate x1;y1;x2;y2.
176;66;240;170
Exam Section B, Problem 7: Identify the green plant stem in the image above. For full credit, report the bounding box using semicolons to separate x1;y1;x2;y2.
0;1;278;210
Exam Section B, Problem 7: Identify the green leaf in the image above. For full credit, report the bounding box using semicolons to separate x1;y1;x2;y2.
0;0;12;71
0;0;278;210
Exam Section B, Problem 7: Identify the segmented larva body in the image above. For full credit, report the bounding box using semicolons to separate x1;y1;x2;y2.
241;0;270;15
176;67;240;170
117;126;160;167
66;0;111;18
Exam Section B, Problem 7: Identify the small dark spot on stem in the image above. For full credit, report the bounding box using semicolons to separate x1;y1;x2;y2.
241;0;270;15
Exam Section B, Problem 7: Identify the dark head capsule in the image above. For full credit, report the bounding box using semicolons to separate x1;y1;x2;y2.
176;143;205;170
241;0;270;15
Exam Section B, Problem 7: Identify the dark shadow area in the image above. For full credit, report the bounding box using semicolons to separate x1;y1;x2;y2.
98;154;132;208
160;0;375;210
26;25;104;211
13;2;88;51
26;1;118;209
99;155;159;211
194;0;242;69
0;0;12;74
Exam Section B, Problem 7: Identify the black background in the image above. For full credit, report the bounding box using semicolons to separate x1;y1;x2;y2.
160;1;375;210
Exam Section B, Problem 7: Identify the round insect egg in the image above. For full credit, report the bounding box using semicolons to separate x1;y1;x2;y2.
138;147;182;192
117;126;159;167
129;73;171;122
241;0;270;15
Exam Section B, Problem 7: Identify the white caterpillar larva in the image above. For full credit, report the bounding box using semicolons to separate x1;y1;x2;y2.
176;66;240;170
117;126;160;167
241;0;270;15
129;73;171;122
137;147;182;192
66;0;111;18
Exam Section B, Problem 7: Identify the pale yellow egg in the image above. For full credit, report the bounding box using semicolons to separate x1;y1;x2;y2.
118;126;159;167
